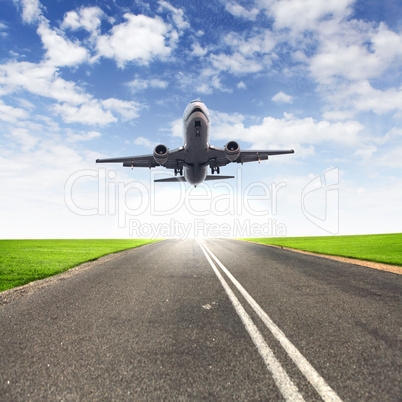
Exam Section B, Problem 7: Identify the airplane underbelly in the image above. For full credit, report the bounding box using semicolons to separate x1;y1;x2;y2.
185;135;208;164
184;165;207;186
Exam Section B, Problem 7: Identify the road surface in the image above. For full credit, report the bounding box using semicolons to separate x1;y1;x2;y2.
0;239;400;400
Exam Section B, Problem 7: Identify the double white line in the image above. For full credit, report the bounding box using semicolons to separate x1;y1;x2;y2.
197;239;342;402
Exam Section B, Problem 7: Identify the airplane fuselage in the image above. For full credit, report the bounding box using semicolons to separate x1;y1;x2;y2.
182;100;211;185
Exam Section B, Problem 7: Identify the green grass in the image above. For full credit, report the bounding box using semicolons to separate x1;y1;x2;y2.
241;233;402;266
0;239;160;292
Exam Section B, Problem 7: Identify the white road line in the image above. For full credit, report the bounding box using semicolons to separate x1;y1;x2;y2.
198;241;305;401
199;240;342;402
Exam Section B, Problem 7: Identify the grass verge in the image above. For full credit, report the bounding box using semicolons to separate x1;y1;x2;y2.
0;239;160;292
241;233;402;266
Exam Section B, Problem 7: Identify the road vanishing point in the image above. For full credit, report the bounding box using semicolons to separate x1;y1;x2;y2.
0;239;400;400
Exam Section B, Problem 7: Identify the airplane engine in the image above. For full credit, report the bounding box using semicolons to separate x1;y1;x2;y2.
224;141;240;162
153;144;169;165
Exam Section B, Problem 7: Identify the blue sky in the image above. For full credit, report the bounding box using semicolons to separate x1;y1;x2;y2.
0;0;401;238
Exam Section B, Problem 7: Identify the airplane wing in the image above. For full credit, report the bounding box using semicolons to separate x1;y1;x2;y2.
96;147;185;169
207;146;294;167
236;149;294;163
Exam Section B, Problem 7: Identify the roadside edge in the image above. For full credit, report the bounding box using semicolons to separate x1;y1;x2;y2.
237;239;402;275
0;241;163;306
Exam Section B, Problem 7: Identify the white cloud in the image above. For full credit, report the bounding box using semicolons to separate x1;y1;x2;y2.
16;98;35;111
349;82;402;115
304;20;402;89
262;0;354;31
354;145;377;160
247;1;402;122
0;125;109;238
0;22;8;37
322;110;355;121
158;0;190;30
210;52;264;74
308;21;402;85
19;0;44;25
37;22;88;67
51;98;141;126
53;102;117;126
170;118;183;137
247;116;364;149
209;30;275;75
127;78;168;93
61;6;104;33
102;98;141;121
191;42;208;57
211;110;365;152
96;13;174;68
371;22;402;65
267;6;402;118
0;58;142;126
225;30;276;57
175;70;230;94
0;61;89;105
209;110;246;139
268;172;402;236
376;146;402;168
326;80;402;116
0;100;29;122
67;130;101;142
382;127;402;143
225;3;259;21
134;136;153;148
203;73;231;94
272;91;293;104
9;127;38;151
310;43;382;84
337;177;402;235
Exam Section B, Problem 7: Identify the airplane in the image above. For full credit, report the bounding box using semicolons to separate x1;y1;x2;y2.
96;100;294;186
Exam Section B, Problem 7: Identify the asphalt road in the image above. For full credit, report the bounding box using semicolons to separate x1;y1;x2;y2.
0;239;400;401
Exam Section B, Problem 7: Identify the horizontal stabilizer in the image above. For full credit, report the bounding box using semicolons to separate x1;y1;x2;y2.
204;175;234;180
154;175;235;183
154;177;186;182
